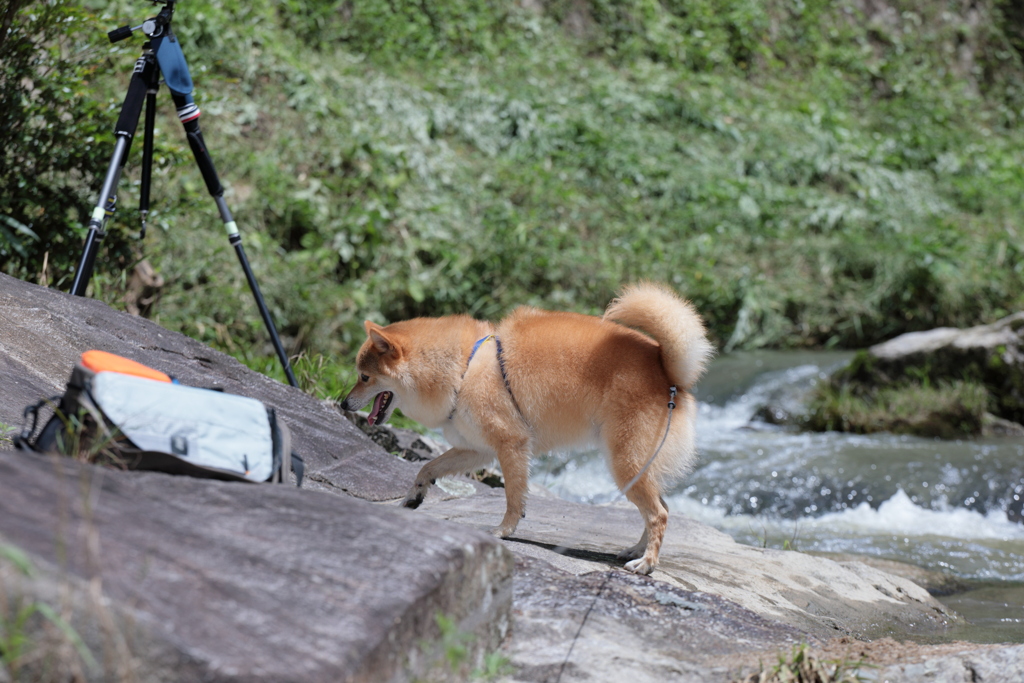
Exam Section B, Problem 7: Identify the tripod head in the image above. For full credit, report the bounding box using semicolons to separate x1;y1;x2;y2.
107;0;176;44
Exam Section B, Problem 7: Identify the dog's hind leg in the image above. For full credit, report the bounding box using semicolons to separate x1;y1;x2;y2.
615;498;668;561
402;448;494;509
607;423;670;575
620;479;668;575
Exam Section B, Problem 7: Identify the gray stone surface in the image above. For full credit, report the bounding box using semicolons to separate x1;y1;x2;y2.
410;488;978;680
503;554;807;683
806;638;1024;683
870;643;1024;682
0;275;515;681
0;272;414;501
809;553;970;597
869;313;1024;361
0;449;513;682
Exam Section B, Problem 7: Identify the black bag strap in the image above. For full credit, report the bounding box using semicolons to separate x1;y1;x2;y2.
291;451;305;487
14;395;62;451
267;407;302;487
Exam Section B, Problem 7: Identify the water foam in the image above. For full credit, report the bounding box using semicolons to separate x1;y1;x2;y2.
812;488;1024;541
669;488;1024;542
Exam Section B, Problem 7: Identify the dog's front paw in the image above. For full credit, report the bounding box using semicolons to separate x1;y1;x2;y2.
624;557;656;575
402;479;431;509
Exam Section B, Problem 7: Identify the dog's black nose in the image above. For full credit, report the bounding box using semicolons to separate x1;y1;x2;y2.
339;398;351;411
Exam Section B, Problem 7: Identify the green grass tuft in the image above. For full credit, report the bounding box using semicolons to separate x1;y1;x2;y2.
737;643;866;683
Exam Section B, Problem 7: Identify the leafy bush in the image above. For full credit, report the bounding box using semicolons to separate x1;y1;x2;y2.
279;0;512;58
0;0;126;288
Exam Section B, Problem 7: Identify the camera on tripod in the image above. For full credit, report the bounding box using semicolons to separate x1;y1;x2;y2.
71;0;298;387
107;0;175;45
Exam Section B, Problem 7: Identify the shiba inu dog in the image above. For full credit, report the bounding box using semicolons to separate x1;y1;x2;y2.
340;283;713;574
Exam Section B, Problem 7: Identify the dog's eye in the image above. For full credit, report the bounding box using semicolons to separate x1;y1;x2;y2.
360;374;370;382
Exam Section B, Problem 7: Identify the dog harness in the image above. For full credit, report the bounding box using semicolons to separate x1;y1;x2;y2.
447;334;525;421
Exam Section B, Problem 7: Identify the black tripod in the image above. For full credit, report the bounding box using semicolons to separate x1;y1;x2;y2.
70;0;298;387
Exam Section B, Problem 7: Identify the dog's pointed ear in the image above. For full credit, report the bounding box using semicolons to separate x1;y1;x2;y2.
364;320;394;354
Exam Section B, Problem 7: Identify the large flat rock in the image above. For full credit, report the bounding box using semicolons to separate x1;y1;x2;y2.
0;272;412;501
0;449;513;682
504;553;807;682
0;274;518;680
412;487;969;679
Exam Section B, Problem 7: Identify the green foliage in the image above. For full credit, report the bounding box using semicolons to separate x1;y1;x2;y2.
0;422;15;448
435;613;469;673
413;612;512;682
10;0;1024;386
473;651;514;680
0;543;98;680
25;403;133;467
279;0;513;59
753;520;800;551
738;643;866;683
0;0;128;289
291;351;356;401
0;544;33;578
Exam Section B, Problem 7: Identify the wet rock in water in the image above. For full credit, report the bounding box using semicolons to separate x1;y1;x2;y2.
809;553;971;597
982;411;1024;437
805;312;1024;438
752;403;797;427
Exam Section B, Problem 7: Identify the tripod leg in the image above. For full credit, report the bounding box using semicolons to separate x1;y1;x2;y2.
171;92;298;388
72;52;154;296
138;82;158;239
229;225;300;389
71;137;128;296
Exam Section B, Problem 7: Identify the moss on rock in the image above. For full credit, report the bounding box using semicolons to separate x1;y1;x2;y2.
805;313;1024;438
805;380;988;438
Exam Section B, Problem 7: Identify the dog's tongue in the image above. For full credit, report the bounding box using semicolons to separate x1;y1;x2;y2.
367;392;387;426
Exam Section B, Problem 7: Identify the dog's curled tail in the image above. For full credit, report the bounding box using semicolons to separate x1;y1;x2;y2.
603;282;715;390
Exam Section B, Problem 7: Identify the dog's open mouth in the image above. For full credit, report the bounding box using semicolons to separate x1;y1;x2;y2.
366;391;394;426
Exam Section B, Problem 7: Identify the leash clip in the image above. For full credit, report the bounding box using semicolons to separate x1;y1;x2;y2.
668;385;677;410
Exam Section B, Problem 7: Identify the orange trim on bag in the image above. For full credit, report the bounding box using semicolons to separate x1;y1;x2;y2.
81;350;172;383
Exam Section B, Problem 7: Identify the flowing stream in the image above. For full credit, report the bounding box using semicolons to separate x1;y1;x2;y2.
531;351;1024;644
